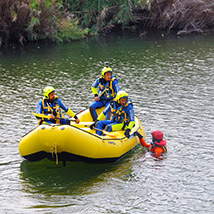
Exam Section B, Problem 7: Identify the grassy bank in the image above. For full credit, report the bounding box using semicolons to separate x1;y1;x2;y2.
0;0;214;47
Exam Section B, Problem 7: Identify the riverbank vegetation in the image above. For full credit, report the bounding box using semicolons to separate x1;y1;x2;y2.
0;0;214;47
147;0;214;35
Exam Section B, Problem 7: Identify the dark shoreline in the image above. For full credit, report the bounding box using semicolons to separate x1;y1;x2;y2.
1;29;213;55
1;0;214;49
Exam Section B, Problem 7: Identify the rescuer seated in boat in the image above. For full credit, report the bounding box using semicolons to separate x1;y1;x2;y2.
36;86;80;125
89;62;121;121
90;90;135;138
134;130;167;156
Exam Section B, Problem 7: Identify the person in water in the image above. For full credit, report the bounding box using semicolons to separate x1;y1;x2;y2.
36;86;80;125
134;130;167;156
90;90;135;138
89;62;121;121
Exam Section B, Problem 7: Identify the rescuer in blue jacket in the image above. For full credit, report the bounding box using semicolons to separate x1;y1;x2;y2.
90;90;135;138
89;62;121;121
36;86;80;125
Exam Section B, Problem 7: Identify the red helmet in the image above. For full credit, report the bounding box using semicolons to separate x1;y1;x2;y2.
151;130;163;140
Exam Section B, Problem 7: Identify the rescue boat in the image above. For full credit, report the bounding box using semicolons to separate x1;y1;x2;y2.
19;108;145;164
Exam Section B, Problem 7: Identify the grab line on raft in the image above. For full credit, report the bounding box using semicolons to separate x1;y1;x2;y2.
51;144;58;165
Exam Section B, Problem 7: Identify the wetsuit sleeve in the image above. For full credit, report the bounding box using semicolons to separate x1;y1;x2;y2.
91;78;99;95
58;99;69;112
91;87;98;96
113;79;121;94
97;112;105;121
36;100;43;114
97;103;111;120
66;108;76;118
58;99;77;118
103;103;111;116
127;121;135;130
127;107;135;129
35;100;43;120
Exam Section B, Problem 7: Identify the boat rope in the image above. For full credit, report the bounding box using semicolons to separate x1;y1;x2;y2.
52;144;58;165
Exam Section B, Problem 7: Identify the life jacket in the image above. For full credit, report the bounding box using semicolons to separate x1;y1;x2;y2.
39;96;64;125
110;99;133;125
149;140;167;154
98;76;117;100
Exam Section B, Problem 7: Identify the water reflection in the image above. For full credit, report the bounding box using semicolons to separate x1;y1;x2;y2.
19;146;146;195
20;160;115;195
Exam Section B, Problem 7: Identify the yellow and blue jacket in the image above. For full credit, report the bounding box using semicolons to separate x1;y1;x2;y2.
36;96;75;124
91;75;120;101
98;99;135;130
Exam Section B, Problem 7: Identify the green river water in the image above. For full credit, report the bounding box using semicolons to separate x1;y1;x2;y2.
0;33;214;213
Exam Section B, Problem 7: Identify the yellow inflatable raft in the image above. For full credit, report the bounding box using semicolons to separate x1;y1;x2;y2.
19;108;145;164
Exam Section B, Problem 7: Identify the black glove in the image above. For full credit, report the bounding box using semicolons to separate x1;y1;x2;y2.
124;128;131;138
90;120;98;129
134;131;143;139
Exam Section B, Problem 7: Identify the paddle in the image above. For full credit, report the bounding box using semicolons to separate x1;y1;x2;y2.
32;112;75;121
85;125;116;138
